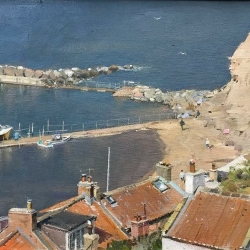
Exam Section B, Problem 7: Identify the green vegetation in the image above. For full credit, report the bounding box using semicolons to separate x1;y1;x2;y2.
105;230;162;250
221;160;250;193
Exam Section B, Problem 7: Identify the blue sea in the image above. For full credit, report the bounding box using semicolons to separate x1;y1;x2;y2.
0;0;250;215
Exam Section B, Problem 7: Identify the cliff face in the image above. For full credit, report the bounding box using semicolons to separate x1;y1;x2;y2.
199;33;250;154
225;33;250;119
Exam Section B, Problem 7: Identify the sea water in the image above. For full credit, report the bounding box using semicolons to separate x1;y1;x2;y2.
0;0;250;215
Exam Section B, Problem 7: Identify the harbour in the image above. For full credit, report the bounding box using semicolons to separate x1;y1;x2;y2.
0;0;250;217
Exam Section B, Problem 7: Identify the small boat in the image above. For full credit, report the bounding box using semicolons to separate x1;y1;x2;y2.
37;139;54;148
48;133;71;145
0;125;12;141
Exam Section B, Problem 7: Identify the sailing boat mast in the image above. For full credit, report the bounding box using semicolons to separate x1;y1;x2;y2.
106;147;110;192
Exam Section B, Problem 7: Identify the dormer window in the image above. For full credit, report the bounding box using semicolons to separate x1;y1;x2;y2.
105;196;118;207
153;180;169;192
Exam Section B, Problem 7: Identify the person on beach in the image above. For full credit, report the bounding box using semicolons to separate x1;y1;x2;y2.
206;138;210;149
195;110;200;118
180;119;185;130
179;170;185;182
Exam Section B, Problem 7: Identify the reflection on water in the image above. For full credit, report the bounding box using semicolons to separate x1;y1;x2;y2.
0;130;164;215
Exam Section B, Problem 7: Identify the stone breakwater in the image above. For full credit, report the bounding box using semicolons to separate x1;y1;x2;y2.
113;85;222;113
0;64;134;87
0;64;222;114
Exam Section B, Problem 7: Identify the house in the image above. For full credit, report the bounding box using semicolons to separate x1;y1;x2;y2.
41;174;130;249
101;176;185;235
217;154;248;181
162;189;250;249
0;163;186;249
42;171;186;249
0;199;98;250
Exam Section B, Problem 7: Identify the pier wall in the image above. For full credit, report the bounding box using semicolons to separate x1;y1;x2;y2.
0;75;44;86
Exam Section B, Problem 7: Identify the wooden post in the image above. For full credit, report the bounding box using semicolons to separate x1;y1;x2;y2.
19;123;21;136
31;123;34;137
47;119;49;134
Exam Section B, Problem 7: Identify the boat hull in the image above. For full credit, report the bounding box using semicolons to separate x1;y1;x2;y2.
0;125;12;141
37;140;54;148
48;135;71;145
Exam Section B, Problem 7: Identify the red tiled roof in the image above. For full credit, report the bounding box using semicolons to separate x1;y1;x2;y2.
168;192;250;249
104;178;183;228
0;231;37;250
41;196;128;248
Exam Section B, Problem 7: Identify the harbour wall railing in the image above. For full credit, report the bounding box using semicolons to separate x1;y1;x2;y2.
13;111;175;139
79;80;139;90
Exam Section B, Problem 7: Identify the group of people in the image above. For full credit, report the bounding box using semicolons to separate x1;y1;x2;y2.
179;110;200;131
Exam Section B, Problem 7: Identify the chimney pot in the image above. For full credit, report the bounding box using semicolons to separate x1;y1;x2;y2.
189;159;196;173
27;199;32;210
212;163;216;170
81;174;87;182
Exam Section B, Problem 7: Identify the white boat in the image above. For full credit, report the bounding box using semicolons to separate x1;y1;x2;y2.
0;125;12;141
37;139;54;148
47;134;71;145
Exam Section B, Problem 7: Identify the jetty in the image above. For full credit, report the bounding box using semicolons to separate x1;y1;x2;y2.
0;123;148;148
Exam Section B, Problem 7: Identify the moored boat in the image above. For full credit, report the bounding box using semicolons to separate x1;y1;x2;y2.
48;134;71;145
0;125;12;141
37;139;54;148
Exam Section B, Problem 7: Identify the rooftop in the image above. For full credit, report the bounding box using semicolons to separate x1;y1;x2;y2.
167;191;250;249
43;210;94;231
41;196;128;248
0;231;36;250
103;176;184;227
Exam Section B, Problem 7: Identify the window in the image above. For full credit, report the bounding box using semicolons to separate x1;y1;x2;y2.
68;230;83;250
105;195;116;205
76;230;81;249
153;180;168;192
69;232;75;250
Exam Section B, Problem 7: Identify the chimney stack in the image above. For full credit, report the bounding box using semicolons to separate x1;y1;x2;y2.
8;200;37;235
155;161;173;181
131;214;149;239
78;175;100;203
185;160;206;194
189;159;196;173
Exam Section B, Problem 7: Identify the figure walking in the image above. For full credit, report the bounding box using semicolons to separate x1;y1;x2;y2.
195;110;200;118
180;119;185;131
179;170;185;183
206;138;210;149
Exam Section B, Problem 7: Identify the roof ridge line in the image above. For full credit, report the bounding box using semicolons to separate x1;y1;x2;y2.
105;176;158;195
37;195;84;223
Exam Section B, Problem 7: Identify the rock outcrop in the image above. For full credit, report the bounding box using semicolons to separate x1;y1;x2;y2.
114;84;211;113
